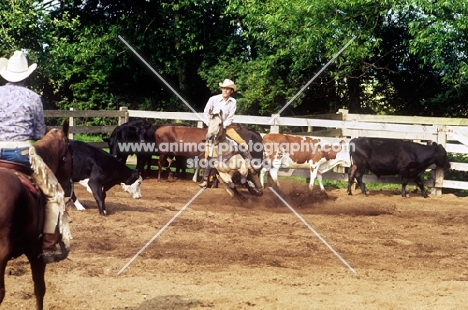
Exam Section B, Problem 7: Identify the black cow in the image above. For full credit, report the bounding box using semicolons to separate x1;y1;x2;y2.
70;140;142;215
104;119;153;176
347;137;451;198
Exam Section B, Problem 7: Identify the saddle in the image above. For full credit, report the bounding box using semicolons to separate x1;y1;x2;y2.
226;124;241;131
0;159;41;197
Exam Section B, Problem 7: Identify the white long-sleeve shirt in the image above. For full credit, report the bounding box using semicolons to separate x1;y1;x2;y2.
203;94;236;127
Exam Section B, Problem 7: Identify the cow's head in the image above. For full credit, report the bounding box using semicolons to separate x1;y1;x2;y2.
105;125;131;159
106;119;152;159
432;143;451;170
121;171;143;199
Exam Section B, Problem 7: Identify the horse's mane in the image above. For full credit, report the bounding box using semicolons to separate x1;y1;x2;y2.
34;128;64;165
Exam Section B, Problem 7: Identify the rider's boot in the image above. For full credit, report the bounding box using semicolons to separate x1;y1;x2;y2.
29;146;71;264
199;166;212;188
42;226;69;264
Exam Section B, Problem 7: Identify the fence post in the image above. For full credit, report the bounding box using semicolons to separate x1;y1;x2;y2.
432;126;447;197
270;114;280;133
335;109;347;174
119;107;129;125
68;108;75;140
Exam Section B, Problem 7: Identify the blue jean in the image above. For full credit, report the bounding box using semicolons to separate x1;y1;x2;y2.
0;147;31;166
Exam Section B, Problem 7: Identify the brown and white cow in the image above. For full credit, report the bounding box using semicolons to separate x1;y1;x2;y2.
261;133;350;191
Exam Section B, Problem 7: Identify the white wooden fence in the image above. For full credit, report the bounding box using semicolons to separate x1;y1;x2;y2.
45;107;468;196
126;108;468;196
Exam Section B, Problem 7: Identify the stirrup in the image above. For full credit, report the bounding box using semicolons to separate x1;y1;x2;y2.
199;180;208;188
42;241;69;264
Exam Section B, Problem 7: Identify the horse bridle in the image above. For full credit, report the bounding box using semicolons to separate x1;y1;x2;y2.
211;113;225;145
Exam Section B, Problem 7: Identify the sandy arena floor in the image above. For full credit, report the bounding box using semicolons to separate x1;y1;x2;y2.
3;173;468;310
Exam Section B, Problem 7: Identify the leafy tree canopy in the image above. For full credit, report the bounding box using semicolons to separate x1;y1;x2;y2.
1;0;467;120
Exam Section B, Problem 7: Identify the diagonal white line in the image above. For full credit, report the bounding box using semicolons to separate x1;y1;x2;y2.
269;187;357;274
118;35;206;124
269;36;356;124
117;187;206;275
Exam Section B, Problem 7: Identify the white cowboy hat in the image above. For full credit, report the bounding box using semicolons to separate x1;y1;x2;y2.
0;57;8;71
219;79;237;91
0;51;37;82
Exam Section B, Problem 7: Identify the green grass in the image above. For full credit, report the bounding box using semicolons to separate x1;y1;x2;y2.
72;134;105;142
283;177;402;191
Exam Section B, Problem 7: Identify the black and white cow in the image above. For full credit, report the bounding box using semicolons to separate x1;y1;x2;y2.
347;137;451;198
70;140;142;215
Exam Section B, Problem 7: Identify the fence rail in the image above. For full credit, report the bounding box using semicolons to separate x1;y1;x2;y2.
44;108;468;195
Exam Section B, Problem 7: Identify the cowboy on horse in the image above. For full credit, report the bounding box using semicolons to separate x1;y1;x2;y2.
0;51;71;264
199;79;256;188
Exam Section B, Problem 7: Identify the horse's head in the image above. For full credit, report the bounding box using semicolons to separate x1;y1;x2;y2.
206;110;225;143
34;121;73;196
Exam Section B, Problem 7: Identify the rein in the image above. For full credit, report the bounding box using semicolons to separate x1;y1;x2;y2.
208;113;242;161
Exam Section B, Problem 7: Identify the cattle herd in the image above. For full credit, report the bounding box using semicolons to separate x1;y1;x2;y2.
69;119;452;214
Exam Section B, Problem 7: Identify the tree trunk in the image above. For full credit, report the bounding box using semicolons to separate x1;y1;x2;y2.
346;76;362;113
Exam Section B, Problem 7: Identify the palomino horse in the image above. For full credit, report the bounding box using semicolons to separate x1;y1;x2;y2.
0;121;73;310
205;111;263;200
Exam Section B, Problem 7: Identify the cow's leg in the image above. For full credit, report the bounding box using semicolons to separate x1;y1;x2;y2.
78;179;92;193
88;180;107;215
136;155;152;178
349;165;367;196
73;198;86;211
401;180;408;198
71;190;86;210
356;173;367;196
136;155;144;176
157;154;165;183
347;164;357;195
316;173;325;191
192;167;199;182
144;155;153;177
269;167;280;188
413;176;428;198
259;167;267;188
166;156;175;182
308;167;319;191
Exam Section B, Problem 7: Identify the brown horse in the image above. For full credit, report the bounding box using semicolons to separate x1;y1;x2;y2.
154;125;207;182
0;121;72;310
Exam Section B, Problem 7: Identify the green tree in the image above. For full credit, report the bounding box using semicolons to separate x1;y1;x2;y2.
2;0;468;119
221;0;468;117
44;0;239;114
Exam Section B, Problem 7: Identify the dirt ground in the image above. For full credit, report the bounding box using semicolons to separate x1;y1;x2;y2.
2;173;468;310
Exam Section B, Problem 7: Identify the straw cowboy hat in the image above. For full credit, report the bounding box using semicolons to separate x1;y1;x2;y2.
0;51;37;82
219;79;237;92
